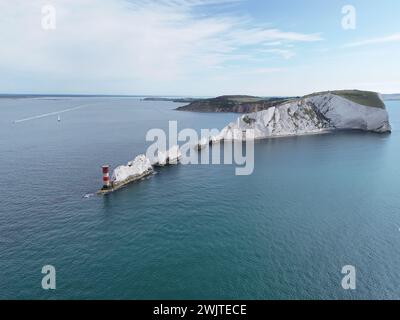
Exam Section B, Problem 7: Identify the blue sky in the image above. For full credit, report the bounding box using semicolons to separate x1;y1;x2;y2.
1;0;399;96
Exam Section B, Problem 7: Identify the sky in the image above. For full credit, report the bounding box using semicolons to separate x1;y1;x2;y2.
1;0;399;96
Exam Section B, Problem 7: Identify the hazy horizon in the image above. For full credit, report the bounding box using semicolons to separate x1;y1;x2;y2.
0;90;399;98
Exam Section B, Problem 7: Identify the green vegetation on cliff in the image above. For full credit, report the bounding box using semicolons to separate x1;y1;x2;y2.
175;95;293;113
175;90;385;114
305;90;385;108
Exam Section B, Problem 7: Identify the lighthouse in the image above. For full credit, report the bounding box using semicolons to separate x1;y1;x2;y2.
102;165;111;189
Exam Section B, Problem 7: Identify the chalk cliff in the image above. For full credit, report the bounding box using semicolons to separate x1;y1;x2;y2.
112;155;153;184
219;91;391;140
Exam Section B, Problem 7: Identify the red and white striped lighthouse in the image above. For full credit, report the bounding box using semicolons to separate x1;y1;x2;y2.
102;165;111;189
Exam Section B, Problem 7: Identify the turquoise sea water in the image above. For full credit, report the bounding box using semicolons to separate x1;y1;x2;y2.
0;97;399;300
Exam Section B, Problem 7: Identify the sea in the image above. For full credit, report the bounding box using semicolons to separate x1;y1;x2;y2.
0;96;399;299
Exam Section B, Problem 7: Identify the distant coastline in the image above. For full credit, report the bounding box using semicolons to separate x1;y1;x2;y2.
383;94;400;101
142;97;198;103
175;95;293;113
0;94;149;99
1;92;399;102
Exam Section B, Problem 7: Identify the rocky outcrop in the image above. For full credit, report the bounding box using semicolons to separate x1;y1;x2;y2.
112;155;153;183
153;145;182;166
219;91;391;140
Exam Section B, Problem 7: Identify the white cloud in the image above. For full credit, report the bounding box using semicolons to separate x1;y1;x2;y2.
0;0;323;94
262;49;296;59
345;33;400;47
251;67;283;74
263;41;283;46
151;0;243;7
227;28;322;46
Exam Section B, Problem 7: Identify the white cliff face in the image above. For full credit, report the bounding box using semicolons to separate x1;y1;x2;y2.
166;145;182;164
220;93;391;140
112;154;153;183
153;145;182;166
197;137;210;149
309;94;391;132
155;150;168;166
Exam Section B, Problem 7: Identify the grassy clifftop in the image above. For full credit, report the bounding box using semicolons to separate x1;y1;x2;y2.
175;90;385;114
305;90;385;108
176;95;292;113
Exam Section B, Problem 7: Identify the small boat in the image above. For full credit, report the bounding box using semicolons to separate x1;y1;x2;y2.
57;115;61;122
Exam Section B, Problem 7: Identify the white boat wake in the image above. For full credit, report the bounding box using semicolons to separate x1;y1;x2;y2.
14;104;92;123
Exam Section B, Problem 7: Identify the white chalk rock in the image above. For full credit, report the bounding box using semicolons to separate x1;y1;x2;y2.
210;134;223;144
221;92;391;140
196;137;210;150
112;154;153;183
155;150;168;166
154;145;182;166
167;145;182;164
